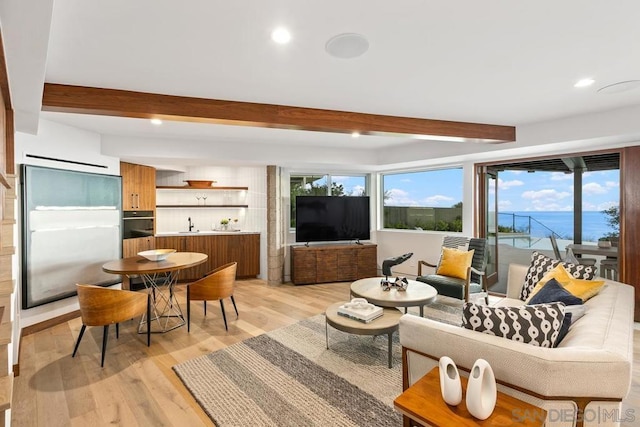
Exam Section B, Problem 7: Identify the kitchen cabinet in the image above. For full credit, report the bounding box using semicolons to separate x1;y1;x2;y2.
155;233;260;281
291;244;377;285
121;162;156;211
122;236;155;258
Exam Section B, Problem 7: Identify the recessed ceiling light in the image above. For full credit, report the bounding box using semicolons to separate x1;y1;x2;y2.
150;118;162;125
351;132;360;138
574;78;595;88
271;27;291;44
326;33;369;59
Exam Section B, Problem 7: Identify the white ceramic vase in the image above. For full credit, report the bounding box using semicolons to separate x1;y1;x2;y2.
466;359;497;420
438;356;462;406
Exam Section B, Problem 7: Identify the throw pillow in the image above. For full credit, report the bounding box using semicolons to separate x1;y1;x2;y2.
527;278;584;306
436;247;475;280
564;305;587;323
520;251;560;300
556;312;573;346
527;264;605;302
462;302;566;348
519;251;598;301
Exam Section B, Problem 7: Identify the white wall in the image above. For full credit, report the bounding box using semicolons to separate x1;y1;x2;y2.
156;166;268;279
15;119;120;329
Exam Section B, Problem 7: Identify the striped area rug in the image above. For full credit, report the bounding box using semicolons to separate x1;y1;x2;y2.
173;300;463;426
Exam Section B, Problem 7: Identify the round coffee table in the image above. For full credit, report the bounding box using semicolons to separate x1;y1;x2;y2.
325;302;403;368
350;277;438;317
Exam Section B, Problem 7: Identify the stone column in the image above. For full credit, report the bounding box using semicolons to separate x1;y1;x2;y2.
266;165;284;285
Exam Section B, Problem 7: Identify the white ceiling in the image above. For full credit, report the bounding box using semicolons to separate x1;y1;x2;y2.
3;0;640;167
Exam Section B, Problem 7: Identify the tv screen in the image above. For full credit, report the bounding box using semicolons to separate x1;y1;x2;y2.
295;196;370;243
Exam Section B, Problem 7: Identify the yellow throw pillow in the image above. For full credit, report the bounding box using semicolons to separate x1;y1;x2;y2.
526;263;605;302
436;247;475;280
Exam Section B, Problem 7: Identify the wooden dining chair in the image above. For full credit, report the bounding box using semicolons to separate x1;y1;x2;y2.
72;284;151;367
186;262;238;331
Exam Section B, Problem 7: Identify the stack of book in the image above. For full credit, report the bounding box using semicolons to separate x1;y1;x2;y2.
337;299;383;323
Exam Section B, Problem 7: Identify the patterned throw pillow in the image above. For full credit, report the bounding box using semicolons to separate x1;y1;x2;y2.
462;302;566;348
519;251;597;301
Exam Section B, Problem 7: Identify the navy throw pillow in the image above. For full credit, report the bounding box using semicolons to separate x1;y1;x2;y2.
555;312;573;347
528;278;583;306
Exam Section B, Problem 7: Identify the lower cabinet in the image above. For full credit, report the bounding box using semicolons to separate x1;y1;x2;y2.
122;236;156;258
291;244;377;285
155;233;260;281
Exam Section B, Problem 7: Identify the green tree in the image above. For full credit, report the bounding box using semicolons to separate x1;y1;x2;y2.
602;205;620;237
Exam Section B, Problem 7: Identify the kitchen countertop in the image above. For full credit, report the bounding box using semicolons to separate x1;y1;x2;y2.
155;230;259;236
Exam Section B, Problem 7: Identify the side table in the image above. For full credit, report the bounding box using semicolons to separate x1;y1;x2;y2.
325;302;403;368
394;367;546;426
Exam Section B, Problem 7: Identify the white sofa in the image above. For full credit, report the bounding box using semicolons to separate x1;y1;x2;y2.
399;263;635;427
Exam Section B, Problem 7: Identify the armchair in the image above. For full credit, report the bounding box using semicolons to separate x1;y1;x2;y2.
416;236;488;303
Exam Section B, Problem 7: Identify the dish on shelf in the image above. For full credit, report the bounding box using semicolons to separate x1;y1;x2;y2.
138;249;176;261
184;180;217;188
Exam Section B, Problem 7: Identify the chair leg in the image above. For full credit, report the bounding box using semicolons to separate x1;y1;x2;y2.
187;287;191;333
72;324;87;358
204;301;207;316
101;325;109;368
231;295;238;318
220;300;228;331
116;323;119;339
146;294;151;346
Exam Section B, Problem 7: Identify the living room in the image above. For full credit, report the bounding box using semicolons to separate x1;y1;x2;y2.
2;1;640;426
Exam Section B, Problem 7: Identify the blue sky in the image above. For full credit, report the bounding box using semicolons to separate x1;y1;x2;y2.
380;169;619;212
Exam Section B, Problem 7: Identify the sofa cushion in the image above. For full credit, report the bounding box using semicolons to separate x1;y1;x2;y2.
527;278;584;305
527;264;605;302
436;247;474;280
462;302;566;348
519;251;597;300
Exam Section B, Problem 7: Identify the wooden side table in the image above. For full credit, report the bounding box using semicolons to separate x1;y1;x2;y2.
394;367;546;426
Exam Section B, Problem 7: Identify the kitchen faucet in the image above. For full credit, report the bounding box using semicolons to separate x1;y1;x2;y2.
188;217;194;232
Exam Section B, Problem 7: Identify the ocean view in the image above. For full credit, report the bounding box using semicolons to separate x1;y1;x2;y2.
498;210;617;242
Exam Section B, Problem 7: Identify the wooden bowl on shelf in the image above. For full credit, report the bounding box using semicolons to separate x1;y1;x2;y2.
184;180;216;188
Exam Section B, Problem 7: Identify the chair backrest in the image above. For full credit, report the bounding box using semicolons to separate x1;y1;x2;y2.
189;262;237;301
467;238;487;284
549;234;561;260
76;284;148;327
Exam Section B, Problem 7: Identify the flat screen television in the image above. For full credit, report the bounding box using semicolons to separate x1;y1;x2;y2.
295;196;370;243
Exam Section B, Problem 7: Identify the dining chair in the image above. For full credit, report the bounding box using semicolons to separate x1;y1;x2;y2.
186;262;238;331
73;284;151;367
549;234;596;267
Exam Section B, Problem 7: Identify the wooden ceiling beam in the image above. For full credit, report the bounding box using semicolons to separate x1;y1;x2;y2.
42;83;516;143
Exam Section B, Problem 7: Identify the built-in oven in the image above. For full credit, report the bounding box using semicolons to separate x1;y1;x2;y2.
123;210;154;239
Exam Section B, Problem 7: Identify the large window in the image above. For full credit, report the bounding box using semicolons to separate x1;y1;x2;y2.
290;174;367;227
382;168;463;231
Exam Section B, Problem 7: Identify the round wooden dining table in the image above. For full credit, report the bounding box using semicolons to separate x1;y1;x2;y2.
103;252;207;333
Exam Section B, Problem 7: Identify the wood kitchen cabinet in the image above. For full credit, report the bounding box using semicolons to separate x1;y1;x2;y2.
291;244;377;285
122;236;156;258
121;162;156;211
155;233;260;281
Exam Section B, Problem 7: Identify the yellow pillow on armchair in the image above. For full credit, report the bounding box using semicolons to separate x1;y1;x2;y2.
436;247;475;280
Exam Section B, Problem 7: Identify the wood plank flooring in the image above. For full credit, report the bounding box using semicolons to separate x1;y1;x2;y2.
11;280;640;426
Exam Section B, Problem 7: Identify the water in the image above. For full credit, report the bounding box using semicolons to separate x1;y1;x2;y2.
498;211;617;242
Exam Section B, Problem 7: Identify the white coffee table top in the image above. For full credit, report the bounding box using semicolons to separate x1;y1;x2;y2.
350;277;438;309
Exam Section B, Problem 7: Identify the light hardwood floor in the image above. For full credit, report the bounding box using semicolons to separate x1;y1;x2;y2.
11;280;640;426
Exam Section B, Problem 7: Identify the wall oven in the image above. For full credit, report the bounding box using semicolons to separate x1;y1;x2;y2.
123;210;154;239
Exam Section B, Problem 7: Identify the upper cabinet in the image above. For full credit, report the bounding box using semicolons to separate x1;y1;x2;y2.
121;162;156;211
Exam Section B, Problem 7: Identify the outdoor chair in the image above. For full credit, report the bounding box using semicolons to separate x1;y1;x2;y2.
416;236;489;303
549;234;597;267
72;284;151;367
186;262;238;331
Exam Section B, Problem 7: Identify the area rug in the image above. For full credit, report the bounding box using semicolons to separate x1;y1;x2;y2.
173;298;463;426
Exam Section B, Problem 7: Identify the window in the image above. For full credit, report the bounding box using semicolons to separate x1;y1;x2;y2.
382;168;463;231
290;174;367;227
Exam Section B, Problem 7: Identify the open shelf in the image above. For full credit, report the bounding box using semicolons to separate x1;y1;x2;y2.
156;205;248;208
156;186;248;190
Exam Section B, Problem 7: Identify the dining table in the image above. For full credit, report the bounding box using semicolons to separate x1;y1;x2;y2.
565;243;618;258
102;251;207;333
